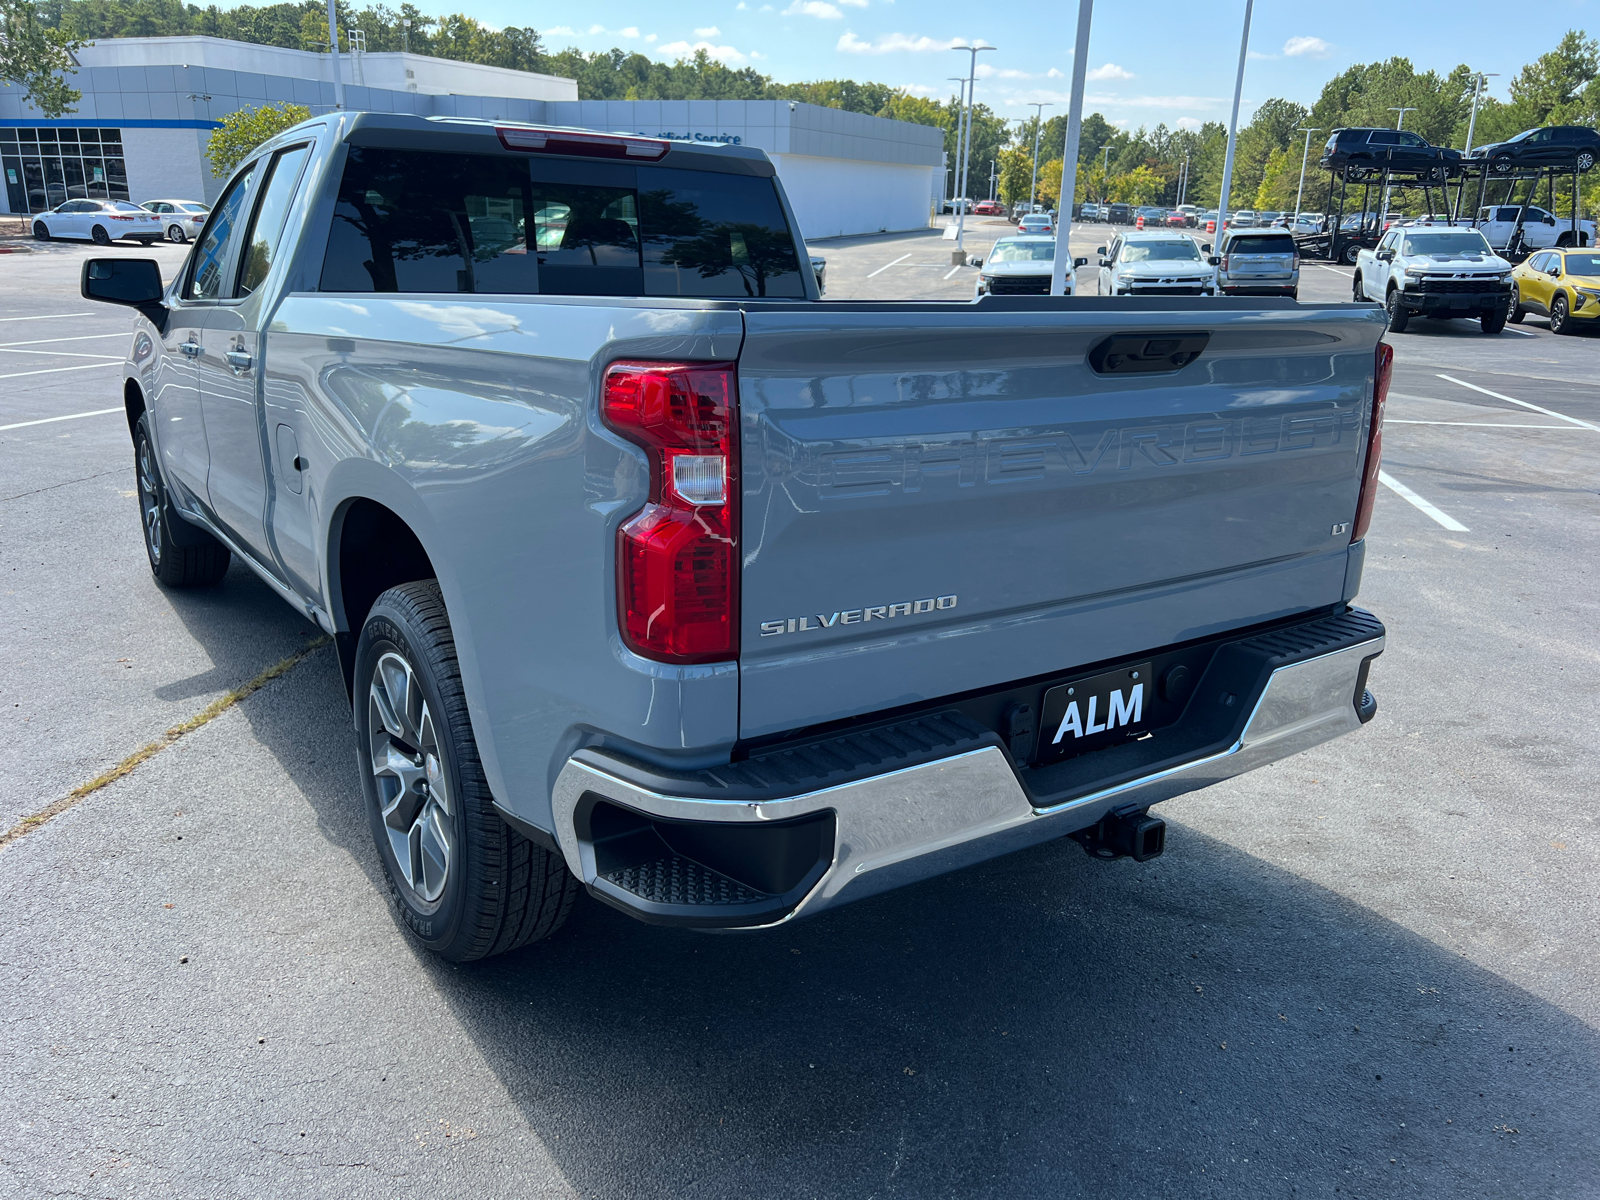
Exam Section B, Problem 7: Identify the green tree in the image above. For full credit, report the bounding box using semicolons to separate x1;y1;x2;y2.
206;101;310;177
2;0;85;116
996;145;1032;205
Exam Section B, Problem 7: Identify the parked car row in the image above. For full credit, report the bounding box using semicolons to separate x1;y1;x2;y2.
1320;123;1600;180
30;197;211;245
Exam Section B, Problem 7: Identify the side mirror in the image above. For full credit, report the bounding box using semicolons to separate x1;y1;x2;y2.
1208;256;1221;266
82;258;166;329
968;257;983;268
1099;258;1111;268
1095;246;1107;256
1074;257;1088;268
1201;243;1212;253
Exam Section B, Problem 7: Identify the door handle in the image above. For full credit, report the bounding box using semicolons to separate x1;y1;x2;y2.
179;340;202;358
225;349;253;374
1087;332;1210;374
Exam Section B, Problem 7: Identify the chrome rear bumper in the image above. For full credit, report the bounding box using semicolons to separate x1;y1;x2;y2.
551;630;1383;928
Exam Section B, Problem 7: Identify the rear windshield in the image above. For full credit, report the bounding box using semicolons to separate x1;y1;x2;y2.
320;146;806;298
1227;235;1296;254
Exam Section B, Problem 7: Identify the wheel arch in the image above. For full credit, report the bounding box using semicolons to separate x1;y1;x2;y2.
123;377;146;442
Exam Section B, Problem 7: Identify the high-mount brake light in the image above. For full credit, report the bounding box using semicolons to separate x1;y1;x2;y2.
1351;340;1392;544
495;126;669;161
603;361;739;663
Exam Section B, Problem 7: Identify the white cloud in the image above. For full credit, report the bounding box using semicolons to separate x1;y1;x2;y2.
976;63;1040;79
657;39;749;63
901;83;938;95
588;24;605;34
736;1;747;7
1175;116;1203;130
645;33;657;42
1246;49;1277;60
786;0;843;16
618;26;640;38
695;25;721;36
1283;35;1330;58
839;0;869;6
1086;62;1132;81
547;25;576;35
1046;67;1063;78
836;31;971;53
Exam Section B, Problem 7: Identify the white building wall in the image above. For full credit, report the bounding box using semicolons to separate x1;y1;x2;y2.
121;126;209;204
769;153;935;240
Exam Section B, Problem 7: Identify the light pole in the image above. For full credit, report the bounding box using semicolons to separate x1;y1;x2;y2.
325;0;344;108
1213;0;1254;249
989;158;998;200
1383;106;1417;224
401;17;410;53
951;43;997;254
1100;143;1111;204
1028;101;1051;209
1048;0;1093;296
1463;72;1498;154
1293;127;1321;224
947;75;969;226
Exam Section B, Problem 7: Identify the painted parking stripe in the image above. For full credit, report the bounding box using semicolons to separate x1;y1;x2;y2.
1436;373;1600;432
0;333;128;347
0;312;93;323
1378;470;1469;531
0;347;125;359
1387;419;1577;428
867;253;912;278
942;264;964;280
0;361;121;382
0;407;123;432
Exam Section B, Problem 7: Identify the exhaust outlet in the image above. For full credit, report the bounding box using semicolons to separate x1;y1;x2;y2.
1071;803;1166;862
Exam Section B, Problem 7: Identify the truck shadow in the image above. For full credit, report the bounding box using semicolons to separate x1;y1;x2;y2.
231;655;1599;1200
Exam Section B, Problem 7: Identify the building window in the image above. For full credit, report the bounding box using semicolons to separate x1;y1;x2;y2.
0;128;127;215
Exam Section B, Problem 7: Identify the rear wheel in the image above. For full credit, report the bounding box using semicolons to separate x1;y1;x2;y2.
90;224;111;246
1549;293;1572;334
1385;287;1410;332
32;221;49;241
1342;242;1362;265
134;414;231;587
1578;149;1596;172
1491;154;1514;175
356;581;579;961
167;224;187;243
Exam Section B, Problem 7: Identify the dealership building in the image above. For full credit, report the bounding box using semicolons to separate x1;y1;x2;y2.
0;36;944;239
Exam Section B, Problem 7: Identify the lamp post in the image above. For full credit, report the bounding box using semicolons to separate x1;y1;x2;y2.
1048;0;1093;296
401;17;410;53
1212;0;1254;252
1463;72;1497;154
1100;143;1111;204
951;43;997;254
325;0;344;108
1293;126;1321;224
1028;101;1051;209
947;75;970;229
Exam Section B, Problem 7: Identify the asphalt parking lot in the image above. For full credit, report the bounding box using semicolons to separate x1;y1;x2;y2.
2;226;1597;1199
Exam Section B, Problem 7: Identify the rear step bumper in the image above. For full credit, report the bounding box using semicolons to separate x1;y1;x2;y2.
551;610;1384;929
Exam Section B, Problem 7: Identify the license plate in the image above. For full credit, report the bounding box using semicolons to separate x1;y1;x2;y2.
1033;662;1151;765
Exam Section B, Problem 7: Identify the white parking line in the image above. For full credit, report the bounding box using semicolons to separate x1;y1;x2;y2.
1500;326;1538;337
942;264;964;280
1316;265;1352;275
0;407;122;432
1436;373;1600;432
0;333;127;347
1378;470;1469;531
0;312;93;323
1387;419;1576;428
0;347;125;359
867;253;912;278
0;361;121;382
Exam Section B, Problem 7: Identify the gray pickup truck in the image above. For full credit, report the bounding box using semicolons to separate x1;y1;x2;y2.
83;113;1391;961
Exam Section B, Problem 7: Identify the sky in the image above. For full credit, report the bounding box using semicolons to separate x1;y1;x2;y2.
485;0;1596;131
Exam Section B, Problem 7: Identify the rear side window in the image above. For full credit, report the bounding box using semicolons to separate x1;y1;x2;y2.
1228;235;1296;254
320;146;806;298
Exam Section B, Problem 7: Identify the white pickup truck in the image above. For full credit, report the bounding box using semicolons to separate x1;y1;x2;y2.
1474;205;1595;253
1354;224;1514;333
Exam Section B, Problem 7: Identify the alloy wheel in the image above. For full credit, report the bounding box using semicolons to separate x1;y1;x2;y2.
91;225;111;246
368;651;454;903
1579;150;1596;172
137;435;161;566
1550;295;1568;334
168;224;186;243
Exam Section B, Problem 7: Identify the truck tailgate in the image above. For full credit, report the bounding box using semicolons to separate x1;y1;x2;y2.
736;303;1387;739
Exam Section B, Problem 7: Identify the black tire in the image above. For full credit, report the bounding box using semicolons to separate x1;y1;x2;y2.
1385;287;1410;332
32;221;50;241
135;237;157;246
1352;273;1365;302
1491;154;1514;175
1549;293;1571;335
1481;307;1507;335
134;413;231;587
355;581;579;962
1578;149;1596;173
90;224;111;246
167;224;187;243
1342;242;1362;265
1508;286;1526;324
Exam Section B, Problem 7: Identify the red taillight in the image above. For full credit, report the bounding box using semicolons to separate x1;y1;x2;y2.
496;125;669;161
1220;254;1230;271
603;361;738;663
1351;340;1392;543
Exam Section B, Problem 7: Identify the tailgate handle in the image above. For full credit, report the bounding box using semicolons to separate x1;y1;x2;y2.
1087;332;1209;374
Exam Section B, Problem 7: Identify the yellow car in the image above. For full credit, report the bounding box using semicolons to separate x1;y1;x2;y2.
1509;247;1600;333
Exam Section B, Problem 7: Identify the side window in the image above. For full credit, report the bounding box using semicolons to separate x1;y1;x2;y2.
236;144;311;296
1398;132;1425;146
637;167;804;298
188;162;258;301
1368;131;1399;146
